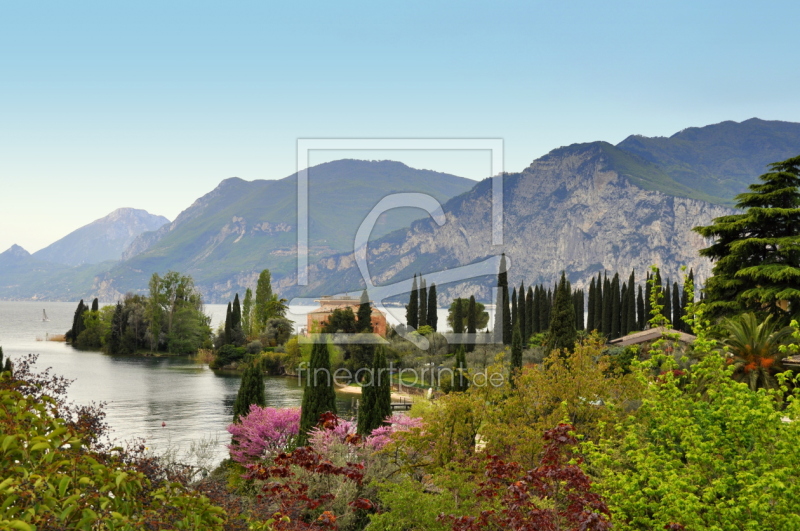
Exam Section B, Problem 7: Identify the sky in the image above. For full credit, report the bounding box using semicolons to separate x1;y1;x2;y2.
1;0;799;253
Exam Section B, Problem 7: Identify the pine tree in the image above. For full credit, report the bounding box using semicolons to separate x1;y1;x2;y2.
510;319;523;376
357;346;392;435
546;272;577;352
587;278;596;331
299;340;337;444
672;281;681;331
232;362;265;422
694;155;800;324
224;302;233;345
419;278;428;328
357;289;373;333
466;295;477;352
427;283;438;331
406;274;419;330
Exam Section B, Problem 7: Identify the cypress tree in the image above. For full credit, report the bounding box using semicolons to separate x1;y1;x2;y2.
357;289;373;333
419;278;428;328
232;361;265;422
627;271;637;334
663;280;672;327
91;298;99;312
644;272;652;323
224;302;233;345
232;293;242;330
595;273;604;333
0;346;3;372
620;282;628;336
602;276;612;337
518;282;527;343
406;274;418;330
299;340;337;444
587;278;596;331
427;283;438;331
680;269;694;332
526;286;534;341
466;295;477;352
503;285;512;345
546;272;577;352
637;286;645;330
69;299;87;343
453;345;470;392
242;288;253;338
672;281;681;331
493;254;507;343
511;287;518;337
574;289;585;331
610;274;621;339
531;286;541;334
357;346;392;435
510;319;523;376
453;298;465;335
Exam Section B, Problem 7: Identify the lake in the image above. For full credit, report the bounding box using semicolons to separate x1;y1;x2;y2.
0;301;358;465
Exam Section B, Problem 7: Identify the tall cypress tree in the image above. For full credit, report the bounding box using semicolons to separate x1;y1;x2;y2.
299;340;337;444
644;272;652;322
610;274;621;339
637;286;645;330
546;272;577;352
518;282;527;343
595;273;604;333
602;275;612;337
427;283;438;331
531;286;541;334
68;299;86;343
627;270;637;334
574;289;584;331
419;278;428;328
663;281;672;327
503;284;513;345
511;287;518;337
406;274;418;330
510;319;523;376
587;278;596;332
672;281;681;331
453;298;465;335
466;295;477;353
620;282;628;336
233;361;265;422
680;269;694;332
224;302;233;345
91;298;99;312
232;293;242;330
493;254;508;343
357;289;373;333
526;286;534;341
358;346;391;435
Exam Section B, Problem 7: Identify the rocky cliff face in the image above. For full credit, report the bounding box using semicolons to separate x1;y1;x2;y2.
287;142;733;302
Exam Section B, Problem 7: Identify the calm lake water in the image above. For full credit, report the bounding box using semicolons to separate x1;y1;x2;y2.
0;301;357;465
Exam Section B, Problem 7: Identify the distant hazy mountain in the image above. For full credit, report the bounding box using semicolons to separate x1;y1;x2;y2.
95;160;476;300
616;118;800;204
33;208;169;266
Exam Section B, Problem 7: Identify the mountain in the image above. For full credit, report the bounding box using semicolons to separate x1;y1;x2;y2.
93;160;476;301
616;118;800;204
286;141;736;303
33;208;169;266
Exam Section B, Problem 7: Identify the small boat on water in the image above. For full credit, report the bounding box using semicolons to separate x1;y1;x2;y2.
42;309;49;322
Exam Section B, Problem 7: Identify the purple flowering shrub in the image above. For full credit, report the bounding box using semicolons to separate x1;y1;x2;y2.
227;406;301;464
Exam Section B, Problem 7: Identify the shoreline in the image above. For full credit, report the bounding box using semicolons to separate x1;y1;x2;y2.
335;383;419;404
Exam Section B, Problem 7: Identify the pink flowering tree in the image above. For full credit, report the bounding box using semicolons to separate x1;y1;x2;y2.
308;413;424;453
228;406;301;465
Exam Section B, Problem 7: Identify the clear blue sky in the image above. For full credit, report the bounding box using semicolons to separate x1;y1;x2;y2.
2;0;799;252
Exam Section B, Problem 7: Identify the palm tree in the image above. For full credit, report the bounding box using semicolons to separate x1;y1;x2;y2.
720;313;793;391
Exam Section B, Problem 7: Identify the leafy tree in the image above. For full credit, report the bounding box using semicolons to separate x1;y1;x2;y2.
261;317;294;347
448;298;489;331
406;274;419;330
694;155;800;324
299;340;338;445
254;269;286;332
323;307;357;334
588;352;800;530
427;283;438;331
546;272;577;352
232;361;266;422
